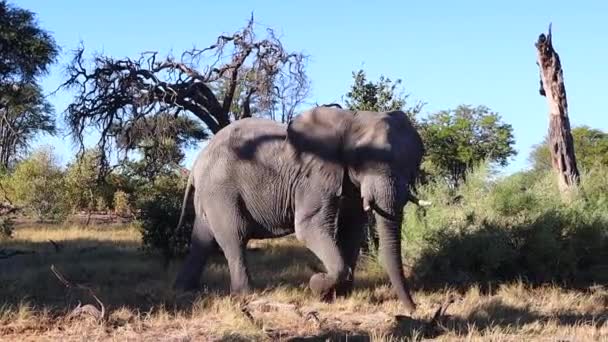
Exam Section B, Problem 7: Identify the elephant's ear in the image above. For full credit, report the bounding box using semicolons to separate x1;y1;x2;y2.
286;107;350;196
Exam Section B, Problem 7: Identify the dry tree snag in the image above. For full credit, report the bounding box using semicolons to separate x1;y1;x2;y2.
58;16;309;173
535;24;580;193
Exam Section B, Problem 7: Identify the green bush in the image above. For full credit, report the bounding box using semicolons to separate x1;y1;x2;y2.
134;172;193;259
402;163;608;288
113;190;131;217
8;147;69;222
64;148;116;214
0;216;14;240
95;196;108;212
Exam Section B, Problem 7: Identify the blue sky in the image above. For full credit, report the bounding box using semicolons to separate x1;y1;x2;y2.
19;0;608;174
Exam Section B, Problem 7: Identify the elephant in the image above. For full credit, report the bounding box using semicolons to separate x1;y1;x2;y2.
173;105;424;314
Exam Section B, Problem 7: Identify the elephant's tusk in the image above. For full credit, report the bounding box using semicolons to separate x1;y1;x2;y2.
362;197;372;212
407;193;432;207
417;199;432;207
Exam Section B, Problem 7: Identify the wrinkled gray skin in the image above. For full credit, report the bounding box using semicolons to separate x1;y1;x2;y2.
173;106;424;314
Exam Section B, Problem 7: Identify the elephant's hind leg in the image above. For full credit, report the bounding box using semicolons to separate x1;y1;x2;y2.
174;216;216;291
205;196;253;295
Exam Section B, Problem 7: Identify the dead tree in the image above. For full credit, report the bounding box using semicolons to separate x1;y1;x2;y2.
58;16;309;173
535;24;580;194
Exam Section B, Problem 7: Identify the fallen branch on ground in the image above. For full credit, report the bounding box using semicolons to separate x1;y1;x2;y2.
50;264;106;323
424;293;457;336
48;240;63;253
0;248;36;259
246;299;297;312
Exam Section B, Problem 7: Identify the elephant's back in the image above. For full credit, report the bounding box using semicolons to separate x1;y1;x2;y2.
192;117;289;188
208;117;287;161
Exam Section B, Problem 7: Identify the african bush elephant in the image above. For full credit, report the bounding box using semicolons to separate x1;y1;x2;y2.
173;106;424;314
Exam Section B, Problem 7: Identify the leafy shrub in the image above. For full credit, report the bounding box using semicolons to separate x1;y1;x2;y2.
113;190;131;217
64;148;115;214
95;196;108;212
491;173;539;216
402;163;608;288
134;172;193;259
8;147;69;222
0;217;14;240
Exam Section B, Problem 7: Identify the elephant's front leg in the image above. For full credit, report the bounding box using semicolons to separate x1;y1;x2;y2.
334;198;367;297
295;197;347;301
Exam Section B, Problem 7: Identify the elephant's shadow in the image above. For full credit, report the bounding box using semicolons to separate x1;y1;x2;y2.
0;233;384;313
197;236;386;294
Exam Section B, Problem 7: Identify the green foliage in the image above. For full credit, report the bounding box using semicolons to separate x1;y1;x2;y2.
64;148;114;213
0;0;59;83
528;125;608;172
0;83;56;168
420;105;516;186
95;196;108;212
0;1;59;168
8;146;68;222
402;163;608;287
0;216;14;240
134;171;193;259
113;113;206;180
344;69;423;119
113;190;131;217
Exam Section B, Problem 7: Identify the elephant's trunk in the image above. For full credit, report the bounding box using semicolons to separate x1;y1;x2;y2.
363;182;416;313
372;197;416;314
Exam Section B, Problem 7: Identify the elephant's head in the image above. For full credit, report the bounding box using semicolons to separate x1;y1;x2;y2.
286;106;423;313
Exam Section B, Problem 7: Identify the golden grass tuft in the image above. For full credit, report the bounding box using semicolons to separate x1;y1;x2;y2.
0;223;606;341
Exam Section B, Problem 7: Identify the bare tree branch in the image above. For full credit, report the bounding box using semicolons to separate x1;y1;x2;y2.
58;16;309;173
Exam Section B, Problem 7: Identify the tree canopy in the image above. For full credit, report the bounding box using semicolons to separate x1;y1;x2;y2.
344;69;423;119
0;1;58;84
420;105;516;186
0;0;59;168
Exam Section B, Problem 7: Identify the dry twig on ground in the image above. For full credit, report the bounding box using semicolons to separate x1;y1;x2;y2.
50;264;106;323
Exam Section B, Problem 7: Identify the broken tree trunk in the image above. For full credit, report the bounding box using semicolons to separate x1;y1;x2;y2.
535;24;580;195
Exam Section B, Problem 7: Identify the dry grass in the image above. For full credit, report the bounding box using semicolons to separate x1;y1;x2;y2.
1;224;606;341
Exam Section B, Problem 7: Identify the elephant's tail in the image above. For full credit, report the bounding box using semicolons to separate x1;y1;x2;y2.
176;172;194;231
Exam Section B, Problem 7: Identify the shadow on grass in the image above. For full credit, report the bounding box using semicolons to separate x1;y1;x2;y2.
0;233;384;314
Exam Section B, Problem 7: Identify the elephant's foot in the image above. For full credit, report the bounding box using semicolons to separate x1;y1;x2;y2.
173;271;201;293
230;277;253;296
334;279;354;298
309;273;339;302
173;281;199;293
334;267;354;298
230;285;252;295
